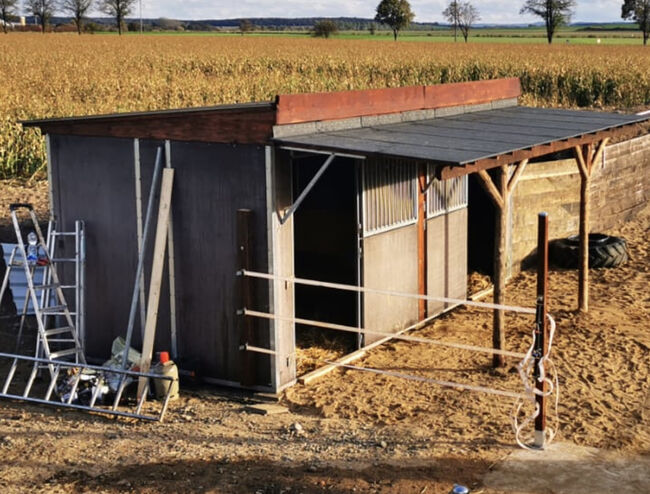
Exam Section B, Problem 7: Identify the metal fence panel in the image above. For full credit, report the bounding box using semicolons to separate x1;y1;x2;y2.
363;159;417;236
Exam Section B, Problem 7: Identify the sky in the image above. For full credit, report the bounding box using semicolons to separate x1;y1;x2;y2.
129;1;626;24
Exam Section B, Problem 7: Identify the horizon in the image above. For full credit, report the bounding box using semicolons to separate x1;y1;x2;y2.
14;0;630;25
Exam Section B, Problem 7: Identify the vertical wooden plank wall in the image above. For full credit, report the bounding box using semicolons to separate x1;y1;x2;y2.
267;148;296;391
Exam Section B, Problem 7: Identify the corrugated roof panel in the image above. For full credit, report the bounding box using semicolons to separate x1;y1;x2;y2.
275;106;649;166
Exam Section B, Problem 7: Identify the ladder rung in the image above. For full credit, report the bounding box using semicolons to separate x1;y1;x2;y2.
44;326;75;336
49;348;82;359
51;232;76;236
34;284;60;291
50;258;77;263
40;305;67;314
49;339;76;344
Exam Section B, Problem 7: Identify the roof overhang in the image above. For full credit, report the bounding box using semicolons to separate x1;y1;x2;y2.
21;103;277;145
20;78;522;146
274;106;650;179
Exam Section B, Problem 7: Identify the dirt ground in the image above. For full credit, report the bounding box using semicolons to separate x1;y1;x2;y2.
0;179;49;243
0;182;648;493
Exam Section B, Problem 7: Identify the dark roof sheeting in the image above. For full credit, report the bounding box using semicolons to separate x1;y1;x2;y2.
275;106;649;166
21;101;274;127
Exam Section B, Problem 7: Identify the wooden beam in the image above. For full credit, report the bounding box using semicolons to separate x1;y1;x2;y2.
574;145;589;179
29;107;277;145
574;145;592;313
492;165;508;368
592;138;610;172
439;123;641;180
507;159;529;195
137;168;174;401
476;169;505;209
238;209;256;387
417;165;427;321
276;78;521;125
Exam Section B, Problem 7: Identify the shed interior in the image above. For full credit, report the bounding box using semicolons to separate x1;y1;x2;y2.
293;155;360;353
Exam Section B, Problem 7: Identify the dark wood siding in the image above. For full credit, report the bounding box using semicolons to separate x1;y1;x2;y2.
50;135;139;361
49;135;270;386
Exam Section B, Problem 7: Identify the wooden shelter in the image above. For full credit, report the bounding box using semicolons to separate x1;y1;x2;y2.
23;78;649;392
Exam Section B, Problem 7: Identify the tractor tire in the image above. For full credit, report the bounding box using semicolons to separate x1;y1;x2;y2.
549;234;628;270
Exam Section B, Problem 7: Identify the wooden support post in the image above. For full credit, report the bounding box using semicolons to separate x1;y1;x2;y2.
507;159;529;195
534;212;549;449
417;165;428;321
575;144;593;312
492;165;508;367
574;139;609;313
137;168;174;401
238;209;256;387
476;160;528;367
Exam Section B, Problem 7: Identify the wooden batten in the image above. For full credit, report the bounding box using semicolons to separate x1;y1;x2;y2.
275;78;521;125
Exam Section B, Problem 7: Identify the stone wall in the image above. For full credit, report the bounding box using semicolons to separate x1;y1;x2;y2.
510;134;650;272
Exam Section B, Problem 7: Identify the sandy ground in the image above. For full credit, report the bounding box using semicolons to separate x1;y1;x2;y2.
0;184;648;493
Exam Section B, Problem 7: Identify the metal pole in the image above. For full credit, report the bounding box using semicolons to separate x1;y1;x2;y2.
534;212;549;449
120;147;163;371
133;139;147;338
280;153;335;224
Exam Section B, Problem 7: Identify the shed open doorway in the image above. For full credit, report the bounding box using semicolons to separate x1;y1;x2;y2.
468;173;496;277
292;155;360;369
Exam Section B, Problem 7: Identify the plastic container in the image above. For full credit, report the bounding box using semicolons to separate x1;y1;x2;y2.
153;360;179;401
26;232;38;265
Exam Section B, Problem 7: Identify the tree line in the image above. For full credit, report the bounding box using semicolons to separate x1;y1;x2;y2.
372;0;649;45
0;0;137;35
1;0;649;45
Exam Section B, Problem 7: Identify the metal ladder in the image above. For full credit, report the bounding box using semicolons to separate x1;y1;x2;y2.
0;204;86;371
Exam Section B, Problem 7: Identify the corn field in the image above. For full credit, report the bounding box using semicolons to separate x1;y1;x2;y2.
1;34;650;179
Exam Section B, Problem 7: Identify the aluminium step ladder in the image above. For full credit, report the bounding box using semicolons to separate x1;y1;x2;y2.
0;204;86;372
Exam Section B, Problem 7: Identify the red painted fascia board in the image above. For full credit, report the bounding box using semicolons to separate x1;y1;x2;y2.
275;78;521;125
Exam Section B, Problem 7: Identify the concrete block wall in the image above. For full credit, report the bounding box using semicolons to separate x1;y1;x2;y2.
510;134;650;272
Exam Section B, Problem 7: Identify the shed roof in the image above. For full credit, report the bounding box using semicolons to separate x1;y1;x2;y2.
275;106;649;179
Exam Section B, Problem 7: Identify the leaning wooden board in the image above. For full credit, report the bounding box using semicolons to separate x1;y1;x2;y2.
137;168;174;401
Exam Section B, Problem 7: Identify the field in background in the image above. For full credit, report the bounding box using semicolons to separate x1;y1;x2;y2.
1;34;650;178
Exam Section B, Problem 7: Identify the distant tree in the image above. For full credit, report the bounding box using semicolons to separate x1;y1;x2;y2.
99;0;135;35
520;0;576;44
239;18;253;35
368;22;377;35
312;19;338;38
28;0;57;33
375;0;415;41
622;0;650;45
60;0;93;35
443;0;460;41
458;2;480;42
0;0;18;33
